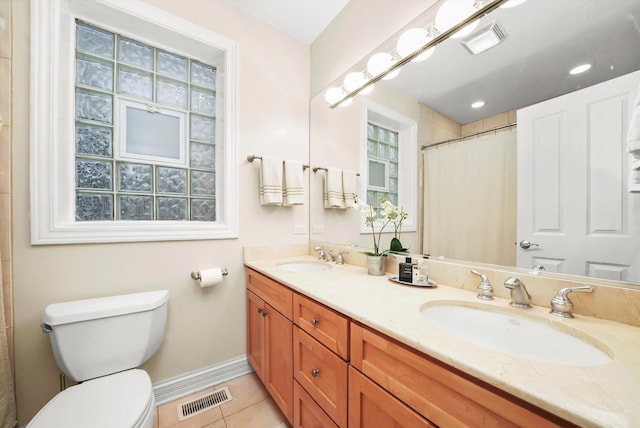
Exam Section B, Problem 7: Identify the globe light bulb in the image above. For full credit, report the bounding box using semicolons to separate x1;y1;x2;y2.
435;0;479;39
367;53;401;81
325;87;345;105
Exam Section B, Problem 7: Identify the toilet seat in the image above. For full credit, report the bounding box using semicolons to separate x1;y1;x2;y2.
28;369;155;428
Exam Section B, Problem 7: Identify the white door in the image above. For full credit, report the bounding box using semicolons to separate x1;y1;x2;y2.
517;70;640;283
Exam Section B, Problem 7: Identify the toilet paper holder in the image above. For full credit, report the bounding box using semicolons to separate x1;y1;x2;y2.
191;268;229;280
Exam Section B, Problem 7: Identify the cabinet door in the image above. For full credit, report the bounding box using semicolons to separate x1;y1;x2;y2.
293;327;348;427
265;302;293;424
293;380;339;428
247;290;266;382
349;367;436;428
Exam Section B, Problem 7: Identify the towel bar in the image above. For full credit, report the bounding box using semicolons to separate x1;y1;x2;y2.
247;155;309;170
312;166;360;176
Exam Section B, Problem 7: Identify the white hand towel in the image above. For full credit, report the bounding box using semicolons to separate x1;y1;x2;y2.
342;169;357;209
259;156;283;205
283;160;305;206
324;167;345;208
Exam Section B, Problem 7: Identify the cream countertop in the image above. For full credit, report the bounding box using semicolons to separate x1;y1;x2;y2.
245;255;640;428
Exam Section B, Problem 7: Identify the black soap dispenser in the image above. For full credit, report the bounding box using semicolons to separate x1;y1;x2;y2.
399;257;413;283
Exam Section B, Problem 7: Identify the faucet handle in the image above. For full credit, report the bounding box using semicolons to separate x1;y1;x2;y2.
550;286;593;318
471;269;493;300
336;251;349;265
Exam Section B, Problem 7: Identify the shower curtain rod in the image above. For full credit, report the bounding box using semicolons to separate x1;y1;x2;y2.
420;122;517;150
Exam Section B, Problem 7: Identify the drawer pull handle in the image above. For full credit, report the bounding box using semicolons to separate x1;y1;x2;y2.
261;310;268;317
311;369;320;377
311;317;320;326
257;307;263;314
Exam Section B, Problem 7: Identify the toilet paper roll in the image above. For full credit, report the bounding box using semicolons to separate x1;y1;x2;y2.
198;268;224;288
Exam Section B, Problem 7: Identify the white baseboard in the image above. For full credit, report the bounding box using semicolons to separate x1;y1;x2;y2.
153;355;253;405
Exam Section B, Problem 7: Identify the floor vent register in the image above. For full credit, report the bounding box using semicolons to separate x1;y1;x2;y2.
177;386;233;421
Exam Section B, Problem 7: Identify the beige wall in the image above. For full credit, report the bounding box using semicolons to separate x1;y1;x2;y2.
11;0;309;423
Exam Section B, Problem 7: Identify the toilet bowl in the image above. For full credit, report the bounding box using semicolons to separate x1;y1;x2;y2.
28;370;156;428
28;290;169;428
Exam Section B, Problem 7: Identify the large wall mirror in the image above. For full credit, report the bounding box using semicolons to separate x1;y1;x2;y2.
310;0;640;286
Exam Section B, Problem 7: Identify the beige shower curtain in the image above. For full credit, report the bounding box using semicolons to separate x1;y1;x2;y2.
0;258;17;428
423;127;517;266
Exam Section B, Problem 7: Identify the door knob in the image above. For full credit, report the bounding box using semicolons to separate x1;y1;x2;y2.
311;317;320;326
311;369;320;377
519;240;539;249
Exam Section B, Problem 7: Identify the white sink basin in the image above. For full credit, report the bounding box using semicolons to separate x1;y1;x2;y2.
420;303;612;366
277;261;331;273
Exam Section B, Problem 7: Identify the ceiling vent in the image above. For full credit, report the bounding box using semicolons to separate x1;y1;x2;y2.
460;21;508;55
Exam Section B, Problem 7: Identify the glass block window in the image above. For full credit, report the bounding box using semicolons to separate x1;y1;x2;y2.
74;20;217;222
367;122;399;215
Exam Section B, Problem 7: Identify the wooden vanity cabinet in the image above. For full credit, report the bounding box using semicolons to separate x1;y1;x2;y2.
246;269;293;424
246;268;577;428
350;323;575;428
349;366;436;428
294;377;339;428
292;293;350;427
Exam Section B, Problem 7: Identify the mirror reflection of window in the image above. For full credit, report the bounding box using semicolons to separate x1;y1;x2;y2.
367;122;399;215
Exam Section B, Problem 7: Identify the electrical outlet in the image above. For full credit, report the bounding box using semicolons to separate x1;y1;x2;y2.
294;224;306;234
312;224;324;234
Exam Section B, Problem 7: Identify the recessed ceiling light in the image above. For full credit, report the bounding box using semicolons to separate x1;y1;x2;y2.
471;101;485;109
570;64;592;75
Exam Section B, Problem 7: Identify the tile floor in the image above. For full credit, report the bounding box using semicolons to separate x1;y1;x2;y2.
156;372;290;428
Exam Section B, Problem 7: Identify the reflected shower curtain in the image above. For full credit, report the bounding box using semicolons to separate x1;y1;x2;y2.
0;257;16;428
423;127;517;266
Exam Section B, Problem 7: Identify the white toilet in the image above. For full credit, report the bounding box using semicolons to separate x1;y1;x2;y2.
28;290;169;428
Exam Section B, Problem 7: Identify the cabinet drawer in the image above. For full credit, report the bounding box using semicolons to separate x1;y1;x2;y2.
293;327;348;427
351;323;573;428
293;293;349;360
349;366;436;428
293;380;339;428
246;268;293;320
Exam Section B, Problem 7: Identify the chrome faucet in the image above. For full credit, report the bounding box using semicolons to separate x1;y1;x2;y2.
335;250;349;265
550;286;593;318
504;276;532;309
471;269;493;300
314;246;334;262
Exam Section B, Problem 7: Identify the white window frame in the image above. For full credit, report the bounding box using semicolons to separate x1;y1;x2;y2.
367;158;390;192
360;100;418;234
117;99;187;166
30;0;238;244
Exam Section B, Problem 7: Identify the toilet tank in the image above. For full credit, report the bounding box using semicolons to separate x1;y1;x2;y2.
42;290;169;382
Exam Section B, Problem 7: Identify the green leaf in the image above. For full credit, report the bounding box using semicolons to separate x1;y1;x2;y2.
390;237;404;252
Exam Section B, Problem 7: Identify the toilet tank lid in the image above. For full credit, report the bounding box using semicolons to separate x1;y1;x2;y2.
43;290;169;326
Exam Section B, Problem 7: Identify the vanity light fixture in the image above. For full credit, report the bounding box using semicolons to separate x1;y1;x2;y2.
570;63;592;75
435;0;481;39
326;0;510;108
367;53;401;81
397;27;437;62
471;100;485;108
500;0;526;8
344;71;373;95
